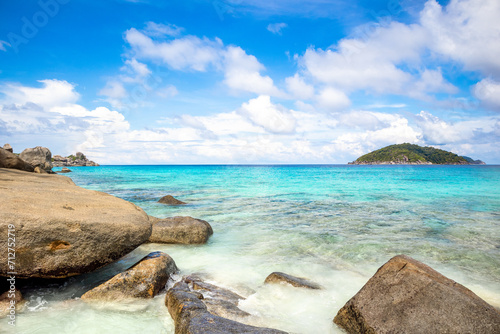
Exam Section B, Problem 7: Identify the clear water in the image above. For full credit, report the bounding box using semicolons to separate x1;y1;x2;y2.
5;165;500;333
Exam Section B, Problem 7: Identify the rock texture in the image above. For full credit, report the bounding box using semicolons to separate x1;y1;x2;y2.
166;280;287;334
0;168;152;278
264;272;321;290
52;152;99;167
0;289;25;318
81;251;178;301
158;195;186;205
2;144;13;153
149;216;213;244
58;167;72;173
0;148;34;172
19;146;53;171
333;255;500;334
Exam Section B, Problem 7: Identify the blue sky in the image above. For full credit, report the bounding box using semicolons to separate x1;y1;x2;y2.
1;0;500;164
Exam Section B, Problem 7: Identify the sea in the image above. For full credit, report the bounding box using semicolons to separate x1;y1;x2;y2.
6;165;500;333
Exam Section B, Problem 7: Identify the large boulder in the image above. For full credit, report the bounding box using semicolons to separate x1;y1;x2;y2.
0;168;152;278
149;216;213;244
19;146;53;171
2;144;13;153
0;148;34;172
166;281;288;334
158;195;186;205
334;255;500;334
81;252;178;301
264;272;322;290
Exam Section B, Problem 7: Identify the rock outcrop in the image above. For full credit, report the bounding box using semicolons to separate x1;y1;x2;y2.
333;255;500;334
158;195;186;205
2;144;13;153
0;168;152;278
58;167;72;173
0;148;34;172
19;146;53;171
81;252;178;301
264;272;322;290
148;216;213;244
166;280;287;334
52;152;99;167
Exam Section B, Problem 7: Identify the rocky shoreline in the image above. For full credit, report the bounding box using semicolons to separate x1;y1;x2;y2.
1;157;500;332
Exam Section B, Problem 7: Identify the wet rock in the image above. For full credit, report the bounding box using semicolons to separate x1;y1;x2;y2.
158;195;186;205
81;252;178;301
264;272;322;290
334;255;500;334
166;281;288;334
58;167;72;173
19;146;53;171
0;168;152;278
0;148;34;172
149;216;213;244
0;288;25;318
2;143;13;153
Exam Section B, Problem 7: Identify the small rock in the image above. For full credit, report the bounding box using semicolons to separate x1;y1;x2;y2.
58;167;72;173
34;166;48;174
149;216;213;244
82;251;178;301
265;272;322;290
166;281;288;334
0;289;25;318
158;195;186;205
2;143;13;153
333;255;500;334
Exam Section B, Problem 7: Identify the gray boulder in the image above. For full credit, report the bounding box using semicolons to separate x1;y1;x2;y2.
0;168;152;278
158;195;186;205
0;148;34;172
81;252;178;301
19;146;53;171
166;281;287;334
149;216;213;244
264;272;322;290
334;255;500;334
2;143;13;153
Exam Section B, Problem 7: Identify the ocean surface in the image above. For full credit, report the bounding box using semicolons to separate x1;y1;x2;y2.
7;165;500;333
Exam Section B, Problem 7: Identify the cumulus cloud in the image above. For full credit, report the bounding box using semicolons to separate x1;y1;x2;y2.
285;74;315;100
267;23;288;35
317;87;351;112
473;78;500;111
238;95;296;134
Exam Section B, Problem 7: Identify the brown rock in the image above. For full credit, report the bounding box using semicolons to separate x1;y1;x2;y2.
19;146;53;171
264;272;322;290
2;144;13;153
0;148;34;172
166;281;288;334
158;195;186;205
149;216;213;244
0;288;25;318
0;168;152;278
81;251;178;301
333;255;500;334
58;167;72;173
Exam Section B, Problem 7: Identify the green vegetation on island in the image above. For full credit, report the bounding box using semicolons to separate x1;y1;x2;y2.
350;143;485;165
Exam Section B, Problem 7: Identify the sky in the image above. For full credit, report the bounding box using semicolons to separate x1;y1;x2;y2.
1;0;500;164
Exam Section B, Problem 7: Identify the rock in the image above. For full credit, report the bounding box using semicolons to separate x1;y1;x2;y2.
0;168;152;278
149;216;213;244
264;272;322;290
58;167;72;173
52;153;99;167
75;152;86;160
34;166;48;174
333;255;500;334
158;195;186;205
0;148;34;172
81;252;178;301
0;289;25;318
2;143;13;153
166;281;288;334
19;146;53;171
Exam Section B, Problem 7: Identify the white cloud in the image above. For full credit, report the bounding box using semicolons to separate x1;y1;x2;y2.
0;40;10;52
143;22;184;37
473;78;500;111
317;87;351;111
238;95;296;134
267;23;288;35
285;73;315;100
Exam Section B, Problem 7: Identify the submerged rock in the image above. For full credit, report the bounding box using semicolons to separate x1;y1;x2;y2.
149;216;213;244
58;167;72;173
166;281;288;334
81;252;178;301
157;195;186;205
0;168;152;278
0;148;34;172
19;146;53;171
264;272;322;290
334;255;500;334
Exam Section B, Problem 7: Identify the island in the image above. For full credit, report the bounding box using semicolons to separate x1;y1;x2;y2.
349;143;485;165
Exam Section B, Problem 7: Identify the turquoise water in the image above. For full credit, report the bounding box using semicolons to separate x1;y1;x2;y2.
8;165;500;333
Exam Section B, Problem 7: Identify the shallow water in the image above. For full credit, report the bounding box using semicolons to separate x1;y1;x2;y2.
5;165;500;333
